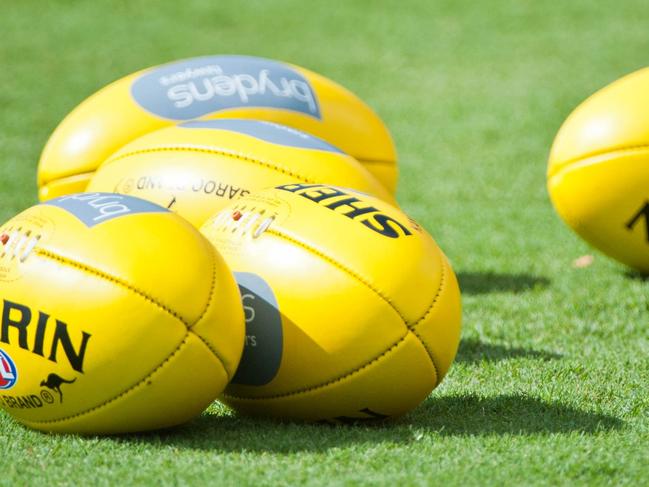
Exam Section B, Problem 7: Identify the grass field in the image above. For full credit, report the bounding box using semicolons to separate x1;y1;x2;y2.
1;1;648;485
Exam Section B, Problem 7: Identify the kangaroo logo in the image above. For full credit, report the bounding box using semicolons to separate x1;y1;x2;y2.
40;373;76;403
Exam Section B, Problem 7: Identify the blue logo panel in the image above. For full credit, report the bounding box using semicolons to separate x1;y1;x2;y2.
0;349;18;390
180;119;344;154
131;55;321;120
43;193;169;227
232;272;283;386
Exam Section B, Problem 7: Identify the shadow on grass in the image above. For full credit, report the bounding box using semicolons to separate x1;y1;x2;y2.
455;338;562;363
410;394;623;436
457;272;550;294
115;394;622;452
624;270;649;281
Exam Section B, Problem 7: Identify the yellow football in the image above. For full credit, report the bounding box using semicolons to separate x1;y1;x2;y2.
87;119;395;228
38;55;397;200
200;184;462;422
548;67;649;273
0;193;244;434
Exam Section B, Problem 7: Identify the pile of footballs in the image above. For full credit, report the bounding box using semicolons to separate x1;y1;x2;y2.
0;55;643;435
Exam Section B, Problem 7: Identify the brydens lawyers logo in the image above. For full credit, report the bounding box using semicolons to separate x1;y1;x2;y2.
0;348;18;390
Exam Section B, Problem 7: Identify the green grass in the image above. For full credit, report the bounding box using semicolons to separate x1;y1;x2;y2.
1;0;648;485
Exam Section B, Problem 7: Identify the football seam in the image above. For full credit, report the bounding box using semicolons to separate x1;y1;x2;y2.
34;248;188;326
101;146;320;185
187;245;236;380
223;331;416;402
264;229;410;323
25;333;203;425
356;158;396;166
267;227;445;334
39;158;395;188
249;228;443;385
39;170;95;189
32;248;230;374
548;144;649;179
189;243;218;330
406;252;447;365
